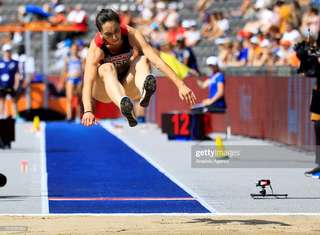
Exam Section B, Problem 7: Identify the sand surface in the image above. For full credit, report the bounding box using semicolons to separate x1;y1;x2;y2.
0;215;319;234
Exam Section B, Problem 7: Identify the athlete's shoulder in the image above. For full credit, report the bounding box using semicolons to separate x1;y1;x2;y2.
126;25;139;36
120;24;129;35
94;32;104;48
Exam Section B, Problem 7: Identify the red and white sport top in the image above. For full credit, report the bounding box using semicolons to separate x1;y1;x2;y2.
94;25;133;76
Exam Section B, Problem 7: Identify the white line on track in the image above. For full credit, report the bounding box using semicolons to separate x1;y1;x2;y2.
40;122;49;214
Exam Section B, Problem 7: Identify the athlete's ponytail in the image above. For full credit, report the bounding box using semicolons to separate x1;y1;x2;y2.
95;9;120;32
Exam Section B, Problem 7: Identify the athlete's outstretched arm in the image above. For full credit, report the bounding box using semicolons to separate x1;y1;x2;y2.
129;27;197;105
81;40;104;126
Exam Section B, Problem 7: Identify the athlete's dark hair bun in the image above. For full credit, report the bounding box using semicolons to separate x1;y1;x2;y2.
95;9;120;32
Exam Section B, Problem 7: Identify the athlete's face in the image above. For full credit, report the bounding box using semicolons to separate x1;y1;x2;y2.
101;21;122;45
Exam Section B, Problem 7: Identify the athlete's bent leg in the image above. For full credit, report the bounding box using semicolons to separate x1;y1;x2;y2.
98;63;137;127
130;56;156;107
98;63;126;107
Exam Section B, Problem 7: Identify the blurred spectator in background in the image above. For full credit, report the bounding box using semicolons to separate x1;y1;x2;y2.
18;3;52;23
216;38;231;67
254;38;272;66
275;39;294;66
248;36;262;66
119;4;134;26
300;7;320;38
53;38;73;70
50;0;62;12
242;3;279;36
196;0;213;20
14;45;35;104
167;20;185;46
164;2;179;29
148;22;168;48
49;4;66;26
201;11;229;41
174;36;200;75
221;41;240;67
290;0;302;29
267;25;282;41
12;32;23;46
255;0;272;10
77;40;89;62
232;0;251;18
183;20;200;47
139;1;154;26
0;33;13;47
50;4;67;49
273;0;293;34
281;22;301;45
67;4;88;34
233;40;250;66
62;43;83;121
216;12;229;35
154;1;168;26
6;0;318;77
196;56;226;108
158;40;198;79
0;44;20;119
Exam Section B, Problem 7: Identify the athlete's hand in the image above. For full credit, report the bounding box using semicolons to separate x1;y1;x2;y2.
81;112;97;126
178;83;197;105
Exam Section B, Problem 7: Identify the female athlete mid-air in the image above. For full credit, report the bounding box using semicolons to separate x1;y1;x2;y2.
81;9;196;127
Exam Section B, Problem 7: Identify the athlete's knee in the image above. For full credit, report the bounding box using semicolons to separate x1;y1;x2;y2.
98;63;116;77
134;56;150;72
136;56;149;66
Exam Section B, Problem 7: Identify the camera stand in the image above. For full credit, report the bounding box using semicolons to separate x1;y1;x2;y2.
250;179;288;199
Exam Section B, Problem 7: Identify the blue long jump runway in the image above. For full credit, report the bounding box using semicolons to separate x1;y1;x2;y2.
45;122;210;213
